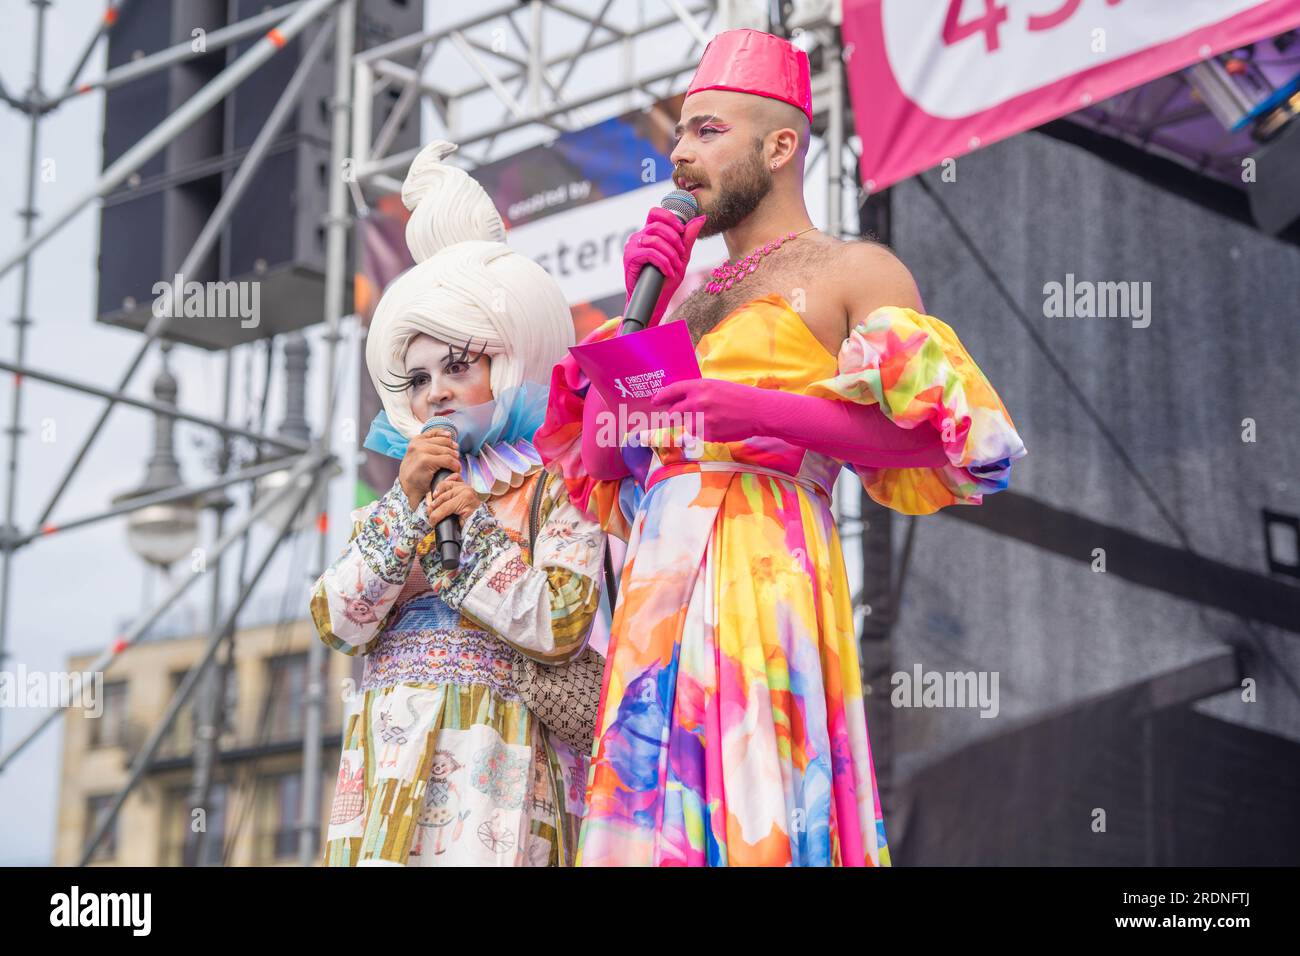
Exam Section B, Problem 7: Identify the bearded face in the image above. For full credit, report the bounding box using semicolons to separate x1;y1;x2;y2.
684;141;774;238
671;90;796;239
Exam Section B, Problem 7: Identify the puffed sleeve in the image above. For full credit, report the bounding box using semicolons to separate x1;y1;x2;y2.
308;476;433;655
805;306;1027;516
420;472;605;664
533;316;645;542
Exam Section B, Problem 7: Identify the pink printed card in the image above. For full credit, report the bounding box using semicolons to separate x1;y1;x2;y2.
568;319;702;420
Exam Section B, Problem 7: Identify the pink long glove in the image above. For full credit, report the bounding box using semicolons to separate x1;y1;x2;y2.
650;378;950;469
624;207;708;328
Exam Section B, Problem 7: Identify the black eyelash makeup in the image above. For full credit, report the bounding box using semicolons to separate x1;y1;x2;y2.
378;370;421;393
380;338;489;393
442;336;489;371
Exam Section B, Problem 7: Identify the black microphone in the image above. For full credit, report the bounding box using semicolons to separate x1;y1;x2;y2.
619;189;701;336
421;415;462;571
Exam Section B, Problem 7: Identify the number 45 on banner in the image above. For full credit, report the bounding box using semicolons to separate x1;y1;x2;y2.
944;0;1126;53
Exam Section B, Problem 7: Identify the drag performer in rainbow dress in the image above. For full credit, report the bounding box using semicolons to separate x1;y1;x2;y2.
536;29;1027;866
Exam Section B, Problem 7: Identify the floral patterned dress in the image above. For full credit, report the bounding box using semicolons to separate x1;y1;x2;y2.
310;469;606;866
535;294;1026;866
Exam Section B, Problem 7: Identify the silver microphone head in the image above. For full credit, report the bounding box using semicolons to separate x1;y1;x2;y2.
421;415;459;442
662;189;700;224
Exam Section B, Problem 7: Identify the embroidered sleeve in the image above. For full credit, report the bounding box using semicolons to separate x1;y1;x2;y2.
308;477;432;656
420;478;605;664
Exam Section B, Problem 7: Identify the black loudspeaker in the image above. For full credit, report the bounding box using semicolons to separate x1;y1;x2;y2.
95;0;423;351
1249;111;1300;236
96;1;227;341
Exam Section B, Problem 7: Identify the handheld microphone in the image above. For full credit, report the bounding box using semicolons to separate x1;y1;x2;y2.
421;415;462;571
620;189;701;336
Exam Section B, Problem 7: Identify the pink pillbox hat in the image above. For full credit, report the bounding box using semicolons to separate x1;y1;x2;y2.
686;28;813;123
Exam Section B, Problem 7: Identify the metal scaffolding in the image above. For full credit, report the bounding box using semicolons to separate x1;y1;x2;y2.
0;0;350;870
0;0;878;867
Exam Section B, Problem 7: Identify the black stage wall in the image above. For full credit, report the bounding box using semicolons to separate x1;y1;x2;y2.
881;126;1300;865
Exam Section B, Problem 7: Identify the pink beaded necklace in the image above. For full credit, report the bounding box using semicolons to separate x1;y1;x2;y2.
705;226;818;295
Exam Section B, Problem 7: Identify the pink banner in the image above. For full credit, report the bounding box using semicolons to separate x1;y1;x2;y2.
842;0;1300;191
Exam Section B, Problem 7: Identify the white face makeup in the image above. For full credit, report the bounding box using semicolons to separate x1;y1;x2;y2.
402;332;494;423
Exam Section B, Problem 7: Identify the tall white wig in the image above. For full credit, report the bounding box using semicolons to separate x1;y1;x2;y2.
365;140;574;440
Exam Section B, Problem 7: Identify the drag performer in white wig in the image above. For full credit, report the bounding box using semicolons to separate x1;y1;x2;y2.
310;141;607;866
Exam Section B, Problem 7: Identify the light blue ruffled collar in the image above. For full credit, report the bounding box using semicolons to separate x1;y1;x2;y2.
362;381;548;498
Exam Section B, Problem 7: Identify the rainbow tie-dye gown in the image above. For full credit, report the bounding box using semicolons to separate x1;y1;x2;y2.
535;293;1026;865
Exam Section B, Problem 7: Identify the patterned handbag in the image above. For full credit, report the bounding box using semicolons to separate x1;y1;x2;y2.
510;469;613;755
